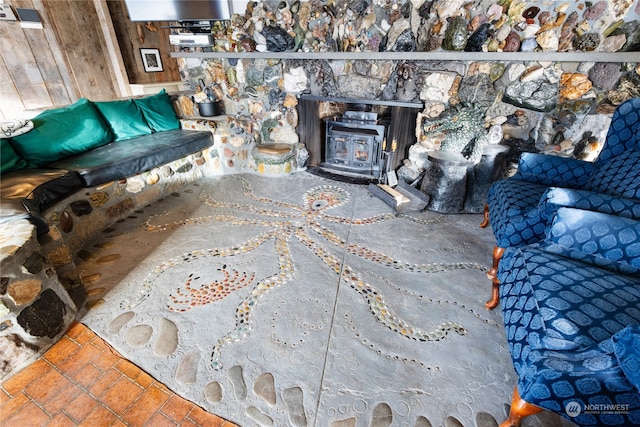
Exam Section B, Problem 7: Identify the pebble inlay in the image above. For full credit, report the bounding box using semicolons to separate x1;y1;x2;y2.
128;177;487;370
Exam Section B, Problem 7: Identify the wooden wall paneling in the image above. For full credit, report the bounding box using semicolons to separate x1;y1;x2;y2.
0;19;53;111
31;0;77;104
94;0;131;98
43;0;118;101
0;57;26;120
107;0;180;84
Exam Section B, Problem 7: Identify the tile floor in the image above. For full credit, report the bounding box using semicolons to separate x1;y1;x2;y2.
0;321;237;427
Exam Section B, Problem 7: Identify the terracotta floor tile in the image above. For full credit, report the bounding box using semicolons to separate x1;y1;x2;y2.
0;391;29;421
101;375;143;414
67;322;94;345
0;387;10;406
161;395;193;423
77;404;118;427
135;372;155;389
46;412;77;427
70;362;103;388
64;392;100;423
178;419;198;427
43;336;81;365
65;321;87;339
187;405;228;427
109;419;128;427
3;401;51;427
144;412;178;427
114;358;143;380
90;347;121;372
88;369;122;397
24;368;73;404
57;342;103;375
41;382;82;415
121;384;171;426
1;358;50;395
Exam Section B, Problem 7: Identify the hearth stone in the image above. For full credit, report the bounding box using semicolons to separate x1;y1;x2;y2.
421;151;470;213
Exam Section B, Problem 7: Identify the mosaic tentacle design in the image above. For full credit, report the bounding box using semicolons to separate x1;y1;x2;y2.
135;177;485;370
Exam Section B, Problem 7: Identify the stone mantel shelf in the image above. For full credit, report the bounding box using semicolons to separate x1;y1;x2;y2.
171;50;638;63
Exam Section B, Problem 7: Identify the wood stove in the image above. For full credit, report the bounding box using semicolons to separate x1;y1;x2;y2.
322;111;388;180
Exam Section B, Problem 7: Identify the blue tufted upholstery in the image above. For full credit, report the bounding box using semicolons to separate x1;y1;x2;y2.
487;98;640;426
486;98;640;256
498;207;640;425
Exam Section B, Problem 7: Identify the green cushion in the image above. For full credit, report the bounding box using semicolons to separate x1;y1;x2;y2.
1;139;27;174
133;89;180;132
94;99;152;141
11;98;113;167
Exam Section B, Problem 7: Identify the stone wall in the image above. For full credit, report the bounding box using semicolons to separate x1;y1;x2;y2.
176;0;639;178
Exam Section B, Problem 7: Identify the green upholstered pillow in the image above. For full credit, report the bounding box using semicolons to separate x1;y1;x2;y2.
1;139;27;173
133;89;180;132
11;98;113;167
94;99;152;141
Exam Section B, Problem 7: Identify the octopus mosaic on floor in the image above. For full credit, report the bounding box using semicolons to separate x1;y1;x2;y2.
79;173;572;427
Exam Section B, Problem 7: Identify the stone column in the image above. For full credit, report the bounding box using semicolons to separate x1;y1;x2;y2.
464;144;510;213
420;151;471;213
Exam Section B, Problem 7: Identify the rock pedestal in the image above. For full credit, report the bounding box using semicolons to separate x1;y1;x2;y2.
0;219;78;380
464;144;510;213
421;151;471;213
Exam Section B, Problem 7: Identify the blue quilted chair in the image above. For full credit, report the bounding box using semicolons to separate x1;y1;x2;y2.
482;98;640;309
497;207;640;427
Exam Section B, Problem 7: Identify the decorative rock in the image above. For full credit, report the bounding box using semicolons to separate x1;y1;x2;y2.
458;73;497;107
59;211;73;233
560;73;592;100
284;67;307;93
419;72;456;103
0;334;40;377
601;35;627;52
465;23;490;52
489;63;506;82
503;31;521;52
613;20;640;51
520;38;538;51
8;279;42;305
337;74;380;99
17;289;66;338
89;191;109;208
262;25;295;51
442;16;467;51
589;62;623;90
70;200;92;217
146;173;160;185
574;33;601;51
391;28;417;52
536;30;559;51
126;176;145;194
504;80;558;112
583;1;607;20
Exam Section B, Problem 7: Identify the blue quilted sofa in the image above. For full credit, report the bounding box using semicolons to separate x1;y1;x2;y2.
480;98;640;426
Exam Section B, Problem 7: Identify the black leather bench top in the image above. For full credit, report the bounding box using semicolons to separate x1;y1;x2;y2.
48;129;213;187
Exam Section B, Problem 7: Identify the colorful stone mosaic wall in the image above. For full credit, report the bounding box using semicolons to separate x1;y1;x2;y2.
176;0;639;176
208;0;640;55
